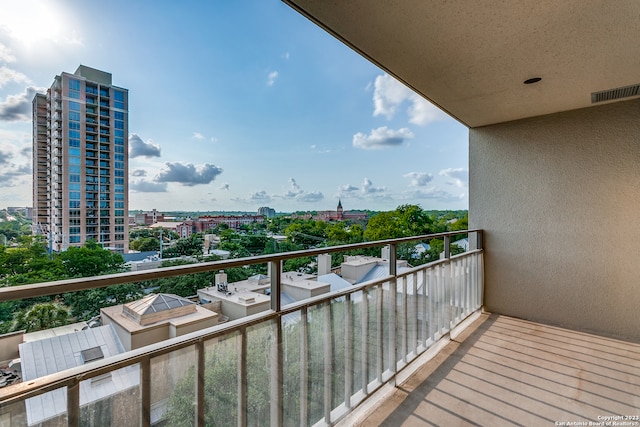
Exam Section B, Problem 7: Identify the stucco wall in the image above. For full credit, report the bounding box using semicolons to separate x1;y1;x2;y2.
469;98;640;341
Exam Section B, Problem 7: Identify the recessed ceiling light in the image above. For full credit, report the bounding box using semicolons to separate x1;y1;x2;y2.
524;77;542;84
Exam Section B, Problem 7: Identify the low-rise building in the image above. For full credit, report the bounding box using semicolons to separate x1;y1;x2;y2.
100;293;219;351
176;214;265;238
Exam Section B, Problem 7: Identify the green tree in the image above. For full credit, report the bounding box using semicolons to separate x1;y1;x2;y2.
129;236;160;252
11;301;71;333
59;240;127;277
364;204;433;241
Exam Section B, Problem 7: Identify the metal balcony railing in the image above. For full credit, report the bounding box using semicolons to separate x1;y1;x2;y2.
0;230;483;427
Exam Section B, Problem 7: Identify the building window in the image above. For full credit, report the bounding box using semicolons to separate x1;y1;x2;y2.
69;157;80;165
69;201;80;208
115;178;124;185
69;139;80;147
69;101;81;111
69;79;81;91
69;236;81;243
113;90;125;109
114;202;124;209
69;111;80;121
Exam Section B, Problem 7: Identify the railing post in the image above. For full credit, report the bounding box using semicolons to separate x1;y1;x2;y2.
238;329;247;427
67;380;80;427
344;294;353;410
270;260;281;312
196;341;205;427
141;357;151;427
300;307;309;425
444;235;451;259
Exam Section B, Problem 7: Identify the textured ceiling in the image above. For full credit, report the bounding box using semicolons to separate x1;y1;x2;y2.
284;0;640;127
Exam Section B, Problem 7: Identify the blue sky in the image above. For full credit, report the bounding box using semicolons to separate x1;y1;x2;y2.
0;0;468;213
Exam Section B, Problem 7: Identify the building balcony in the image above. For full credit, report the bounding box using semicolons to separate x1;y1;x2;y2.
2;228;638;427
0;232;488;426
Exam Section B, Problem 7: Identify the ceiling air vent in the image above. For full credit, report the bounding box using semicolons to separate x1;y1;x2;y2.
591;84;640;104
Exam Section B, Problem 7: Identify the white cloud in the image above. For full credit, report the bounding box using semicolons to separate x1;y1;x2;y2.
373;74;411;119
0;138;31;186
282;52;290;60
155;162;223;186
193;132;204;140
439;168;468;188
0;66;30;88
0;86;44;121
129;134;161;158
403;172;434;187
232;190;272;204
352;126;414;150
131;169;147;177
267;71;278;86
339;184;359;193
220;183;230;190
372;73;446;125
0;44;16;63
362;178;386;194
407;94;448;125
403;187;465;202
130;180;168;193
281;177;324;202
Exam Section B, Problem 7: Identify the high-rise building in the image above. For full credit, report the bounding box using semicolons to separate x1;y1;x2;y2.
33;65;129;253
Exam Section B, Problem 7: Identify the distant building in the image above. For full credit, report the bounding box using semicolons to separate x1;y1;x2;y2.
257;206;276;218
176;214;264;238
292;200;367;222
133;208;165;226
32;65;129;253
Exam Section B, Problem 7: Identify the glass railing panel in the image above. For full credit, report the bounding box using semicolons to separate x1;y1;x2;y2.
349;289;366;402
77;363;140;427
202;332;239;426
330;296;347;417
305;302;327;425
152;347;196;426
245;321;274;426
282;309;303;427
380;281;394;382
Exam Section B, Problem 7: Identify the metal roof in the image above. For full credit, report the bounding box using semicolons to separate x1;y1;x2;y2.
19;325;138;425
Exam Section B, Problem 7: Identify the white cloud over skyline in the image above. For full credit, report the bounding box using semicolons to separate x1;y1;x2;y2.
352;126;414;150
0;2;468;212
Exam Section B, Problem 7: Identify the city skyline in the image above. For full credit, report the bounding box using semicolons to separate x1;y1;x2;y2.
0;0;468;213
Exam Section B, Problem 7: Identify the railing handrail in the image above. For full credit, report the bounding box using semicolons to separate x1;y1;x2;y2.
0;246;482;407
0;229;479;302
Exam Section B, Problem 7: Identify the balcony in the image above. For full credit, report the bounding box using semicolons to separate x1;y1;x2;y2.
0;232;488;426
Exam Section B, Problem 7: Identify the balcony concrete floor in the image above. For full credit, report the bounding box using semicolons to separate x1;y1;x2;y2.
357;313;640;426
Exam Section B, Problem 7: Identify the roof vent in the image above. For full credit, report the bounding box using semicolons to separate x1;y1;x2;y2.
591;84;640;103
